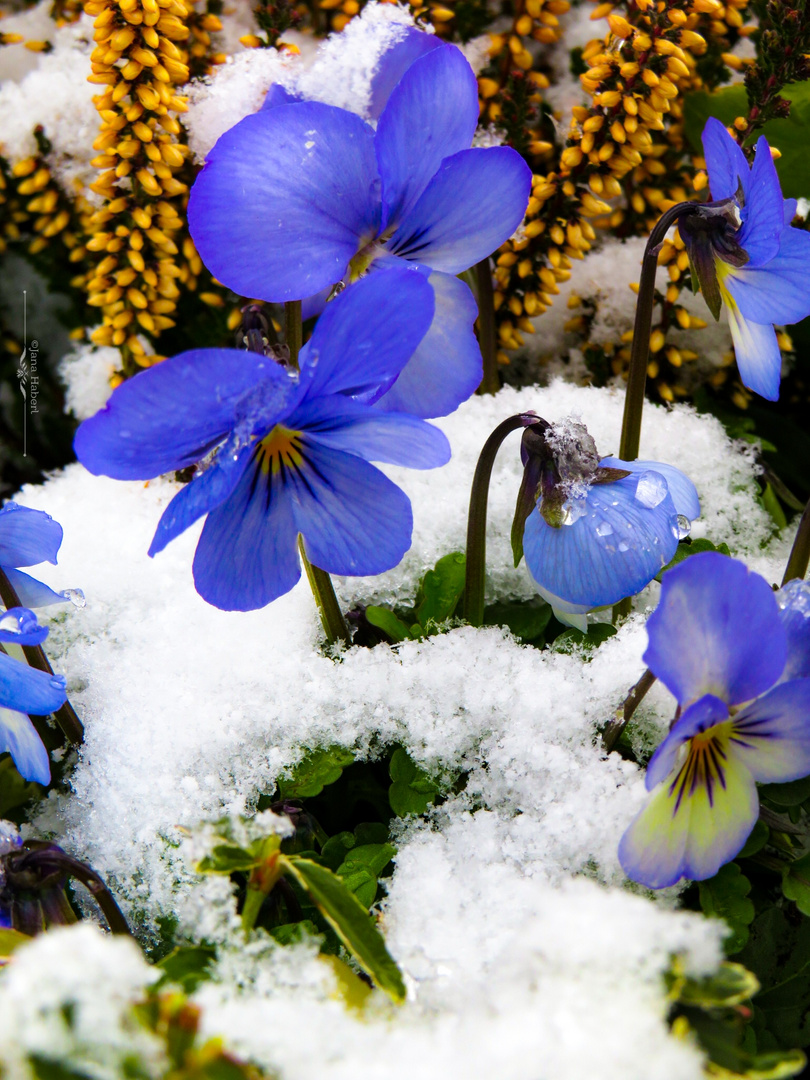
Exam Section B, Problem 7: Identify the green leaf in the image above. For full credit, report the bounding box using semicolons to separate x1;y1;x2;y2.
677;961;760;1008
0;926;31;957
483;598;552;642
656;537;731;582
388;748;440;817
365;606;412;644
760;776;810;808
156;945;217;992
738;908;810;1048
738;819;770;859
320;831;356;871
282;856;406;1002
685;83;810;198
336;841;396;907
761;482;788;530
196;842;258;875
270;919;320;946
783;853;810;916
416;552;466;629
699;862;755;954
277;746;356;799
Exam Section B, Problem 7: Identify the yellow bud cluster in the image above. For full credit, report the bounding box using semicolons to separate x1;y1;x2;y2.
80;0;225;373
0;156;81;260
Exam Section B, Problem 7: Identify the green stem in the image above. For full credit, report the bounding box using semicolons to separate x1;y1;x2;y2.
619;203;700;463
475;258;499;396
464;413;535;627
0;567;84;744
782;498;810;585
298;537;351;646
241;840;283;938
285;299;302;370
602;667;657;753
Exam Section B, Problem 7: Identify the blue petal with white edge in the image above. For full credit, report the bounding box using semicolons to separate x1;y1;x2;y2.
375;45;479;232
189;103;381;302
289;397;450;469
0;707;50;785
722;289;782;401
722;227;810;326
2;568;72;609
0;649;66;715
149;444;253;558
0;607;48;647
600;457;700;521
618;740;759;888
645;694;730;790
644;552;786;707
368;28;444;120
193;448;301;611
374;269;482;418
0;504;62;568
298;269;434;401
736;136;783;266
728;679;810;782
388;147;532;274
75;349;290;480
290;440;413;578
777;579;810;681
702;117;750;203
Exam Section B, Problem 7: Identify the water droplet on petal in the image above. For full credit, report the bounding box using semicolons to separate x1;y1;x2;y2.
676;514;691;539
595;521;613;537
618;540;630;552
61;588;86;609
50;675;66;690
634;471;668;509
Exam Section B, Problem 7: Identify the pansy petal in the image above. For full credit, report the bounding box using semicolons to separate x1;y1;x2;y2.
645;694;730;790
298;269;434;400
374;270;482;418
777;579;810;681
522;472;678;609
75;349;285;480
0;504;62;568
702;117;750;202
368;28;444;120
737;136;783;266
723;294;782;402
149;448;252;557
189;103;380;302
292;397;450;468
0;650;66;716
729;679;810;782
3;568;71;608
600;457;700;520
644;551;786;706
0;607;48;647
619;750;758;888
261;83;299;110
193;450;301;611
290;441;413;577
375;45;478;231
784;198;798;224
722;226;810;326
0;707;50;785
388;147;532;274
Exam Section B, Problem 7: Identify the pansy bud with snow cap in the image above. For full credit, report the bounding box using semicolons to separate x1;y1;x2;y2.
512;418;700;630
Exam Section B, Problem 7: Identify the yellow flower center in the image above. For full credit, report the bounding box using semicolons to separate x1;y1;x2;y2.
257;426;304;475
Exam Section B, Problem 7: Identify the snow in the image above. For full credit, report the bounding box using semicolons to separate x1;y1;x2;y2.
59;345;118;422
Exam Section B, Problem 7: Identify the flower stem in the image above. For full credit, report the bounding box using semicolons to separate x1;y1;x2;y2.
285;299;302;371
782;498;810;585
298;537;351;646
464;413;537;627
0;567;84;745
619;203;700;463
475;258;499;396
601;667;657;753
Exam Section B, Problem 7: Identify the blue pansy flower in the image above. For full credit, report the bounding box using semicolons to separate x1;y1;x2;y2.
74;271;451;611
619;552;810;889
189;43;532;419
516;419;700;630
0;503;80;609
777;578;810;682
678;118;810;401
0;607;66;785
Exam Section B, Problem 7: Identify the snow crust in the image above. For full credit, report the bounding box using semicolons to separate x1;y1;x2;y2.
5;372;787;1078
